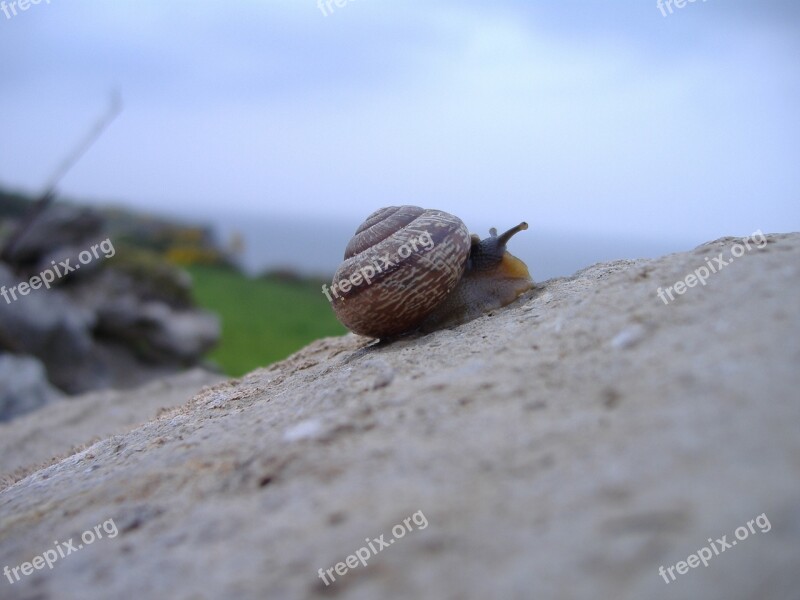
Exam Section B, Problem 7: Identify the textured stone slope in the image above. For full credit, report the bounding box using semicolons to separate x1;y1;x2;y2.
0;233;798;600
0;368;224;484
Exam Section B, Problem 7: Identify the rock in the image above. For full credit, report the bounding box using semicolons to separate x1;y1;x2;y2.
96;295;220;363
0;368;224;481
33;239;115;281
2;203;105;266
0;252;219;396
87;247;195;309
0;354;64;422
0;263;106;393
0;233;798;600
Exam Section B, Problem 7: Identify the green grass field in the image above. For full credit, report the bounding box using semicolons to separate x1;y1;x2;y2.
187;265;347;377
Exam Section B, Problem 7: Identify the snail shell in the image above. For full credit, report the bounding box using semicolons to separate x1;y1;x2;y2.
328;205;533;339
330;206;471;338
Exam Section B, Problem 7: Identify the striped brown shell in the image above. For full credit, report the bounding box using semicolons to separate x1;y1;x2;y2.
331;206;471;338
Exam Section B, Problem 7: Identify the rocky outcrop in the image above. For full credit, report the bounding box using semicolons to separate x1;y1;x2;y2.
0;233;798;600
94;295;220;363
0;202;220;408
0;263;104;396
1;203;105;268
0;354;64;422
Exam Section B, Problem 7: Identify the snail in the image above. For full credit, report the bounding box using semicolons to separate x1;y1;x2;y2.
324;205;533;339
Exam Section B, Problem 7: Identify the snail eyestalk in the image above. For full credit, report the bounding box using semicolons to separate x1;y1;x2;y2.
497;222;528;246
469;221;529;272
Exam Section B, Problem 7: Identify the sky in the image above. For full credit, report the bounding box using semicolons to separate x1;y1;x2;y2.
1;0;798;252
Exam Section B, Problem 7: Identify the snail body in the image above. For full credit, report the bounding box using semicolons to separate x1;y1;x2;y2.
326;205;533;339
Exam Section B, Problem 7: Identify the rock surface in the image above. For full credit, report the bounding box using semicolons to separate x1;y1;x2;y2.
0;263;104;395
0;368;225;482
2;203;105;267
0;354;64;422
0;202;221;399
0;233;798;600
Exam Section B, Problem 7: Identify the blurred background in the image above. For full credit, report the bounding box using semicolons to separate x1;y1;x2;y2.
0;0;798;418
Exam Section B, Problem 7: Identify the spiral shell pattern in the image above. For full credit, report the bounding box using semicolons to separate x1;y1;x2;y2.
331;206;471;338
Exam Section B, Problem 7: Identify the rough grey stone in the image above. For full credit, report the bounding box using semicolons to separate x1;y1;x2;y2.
0;259;220;395
0;263;104;393
0;233;798;600
0;368;224;479
96;296;220;363
0;354;64;422
2;203;105;265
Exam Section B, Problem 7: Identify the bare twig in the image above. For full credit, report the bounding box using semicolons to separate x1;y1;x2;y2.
1;91;123;263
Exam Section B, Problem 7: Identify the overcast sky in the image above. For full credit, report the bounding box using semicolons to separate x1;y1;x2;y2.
1;0;798;244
